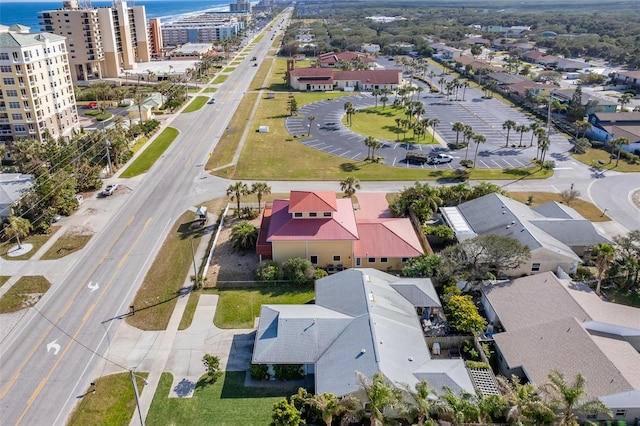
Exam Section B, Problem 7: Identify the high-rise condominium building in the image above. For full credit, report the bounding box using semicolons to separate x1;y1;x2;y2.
0;24;78;145
39;0;150;82
161;14;244;46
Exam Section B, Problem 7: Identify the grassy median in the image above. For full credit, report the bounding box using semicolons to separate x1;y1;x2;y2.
41;234;92;260
67;372;148;426
182;96;208;113
120;127;179;178
126;210;205;330
0;276;50;313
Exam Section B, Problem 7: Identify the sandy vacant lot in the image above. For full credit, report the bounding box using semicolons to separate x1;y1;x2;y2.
207;211;261;286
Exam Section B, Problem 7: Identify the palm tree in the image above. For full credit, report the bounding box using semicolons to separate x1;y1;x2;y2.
226;181;249;216
534;127;548;159
372;88;381;107
608;137;628;167
308;393;356;426
3;216;32;249
539;135;551;163
463;125;474;161
369;138;382;158
591;243;615;295
542;370;611;426
402;380;450;426
461;81;470;101
346;106;356;126
472;133;486;167
618;92;633;111
529;121;541;146
502;119;517;147
340;176;361;197
452;122;465;146
307;115;315;136
497;375;555;425
440;387;481;426
250;182;271;212
133;91;147;124
516;124;529;147
355;371;402;426
437;77;446;94
428;70;436;85
394;118;402;141
573;120;591;140
413;103;426;122
230;221;258;251
429;118;440;144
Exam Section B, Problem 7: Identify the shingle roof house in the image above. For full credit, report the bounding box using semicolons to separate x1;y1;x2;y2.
441;193;609;275
253;268;473;396
481;272;640;422
257;191;424;271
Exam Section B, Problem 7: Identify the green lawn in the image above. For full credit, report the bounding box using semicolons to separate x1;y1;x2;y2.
41;234;92;260
120;127;179;178
0;276;50;313
1;232;55;260
182;96;208;113
129;136;148;154
212;75;229;84
67;373;148;426
573;148;640;173
509;191;610;222
179;285;315;330
126;210;205;330
344;106;436;144
218;90;552;181
0;276;9;287
605;288;640;308
203;87;218;93
146;372;295;426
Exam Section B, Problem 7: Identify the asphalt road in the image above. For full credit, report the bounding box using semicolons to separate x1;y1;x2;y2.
0;10;291;425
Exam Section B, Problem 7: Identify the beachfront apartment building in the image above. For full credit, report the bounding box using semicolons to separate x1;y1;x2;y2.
0;24;78;146
161;14;245;46
39;0;150;82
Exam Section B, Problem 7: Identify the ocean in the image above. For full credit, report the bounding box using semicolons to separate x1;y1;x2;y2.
0;0;232;31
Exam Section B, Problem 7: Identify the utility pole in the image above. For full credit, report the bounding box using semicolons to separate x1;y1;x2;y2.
547;91;553;134
190;237;198;288
130;369;145;426
105;138;113;177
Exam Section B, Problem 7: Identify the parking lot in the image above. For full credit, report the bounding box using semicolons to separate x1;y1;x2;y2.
284;60;574;170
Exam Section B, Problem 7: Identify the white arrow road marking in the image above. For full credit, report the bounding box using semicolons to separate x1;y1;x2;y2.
47;340;61;355
87;282;99;292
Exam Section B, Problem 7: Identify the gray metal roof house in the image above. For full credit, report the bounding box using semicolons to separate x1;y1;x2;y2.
441;193;609;276
252;268;473;397
0;174;32;220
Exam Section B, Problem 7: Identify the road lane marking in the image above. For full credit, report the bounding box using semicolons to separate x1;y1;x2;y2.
0;216;135;400
16;216;153;425
46;340;60;355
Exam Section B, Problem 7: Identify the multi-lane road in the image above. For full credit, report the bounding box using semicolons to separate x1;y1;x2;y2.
0;11;291;425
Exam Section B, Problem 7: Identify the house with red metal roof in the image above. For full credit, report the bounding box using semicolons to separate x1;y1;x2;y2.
287;68;402;92
256;191;424;271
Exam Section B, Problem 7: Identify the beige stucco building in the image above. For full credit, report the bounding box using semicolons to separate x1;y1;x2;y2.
0;24;78;145
39;0;150;81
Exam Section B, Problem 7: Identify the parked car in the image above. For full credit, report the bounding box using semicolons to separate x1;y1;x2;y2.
51;214;62;223
102;184;118;196
428;153;453;164
87;102;98;109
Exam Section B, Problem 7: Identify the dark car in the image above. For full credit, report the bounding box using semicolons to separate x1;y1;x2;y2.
207;98;216;104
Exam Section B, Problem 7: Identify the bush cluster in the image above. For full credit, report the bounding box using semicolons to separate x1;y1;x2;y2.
273;364;304;381
249;363;269;380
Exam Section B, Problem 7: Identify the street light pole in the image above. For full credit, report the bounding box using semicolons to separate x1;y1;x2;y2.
130;369;145;426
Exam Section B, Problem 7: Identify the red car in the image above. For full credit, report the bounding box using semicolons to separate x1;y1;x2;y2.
87;102;98;109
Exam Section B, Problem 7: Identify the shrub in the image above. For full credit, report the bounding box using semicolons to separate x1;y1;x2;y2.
282;257;314;285
240;206;259;219
542;160;556;170
249;362;269;380
572;265;595;282
230;221;258;252
402;254;441;278
590;140;605;149
459;159;473;168
465;361;491;370
202;354;221;384
256;260;283;281
444;294;487;335
273;364;304;381
314;268;328;280
462;340;480;361
448;142;468;150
